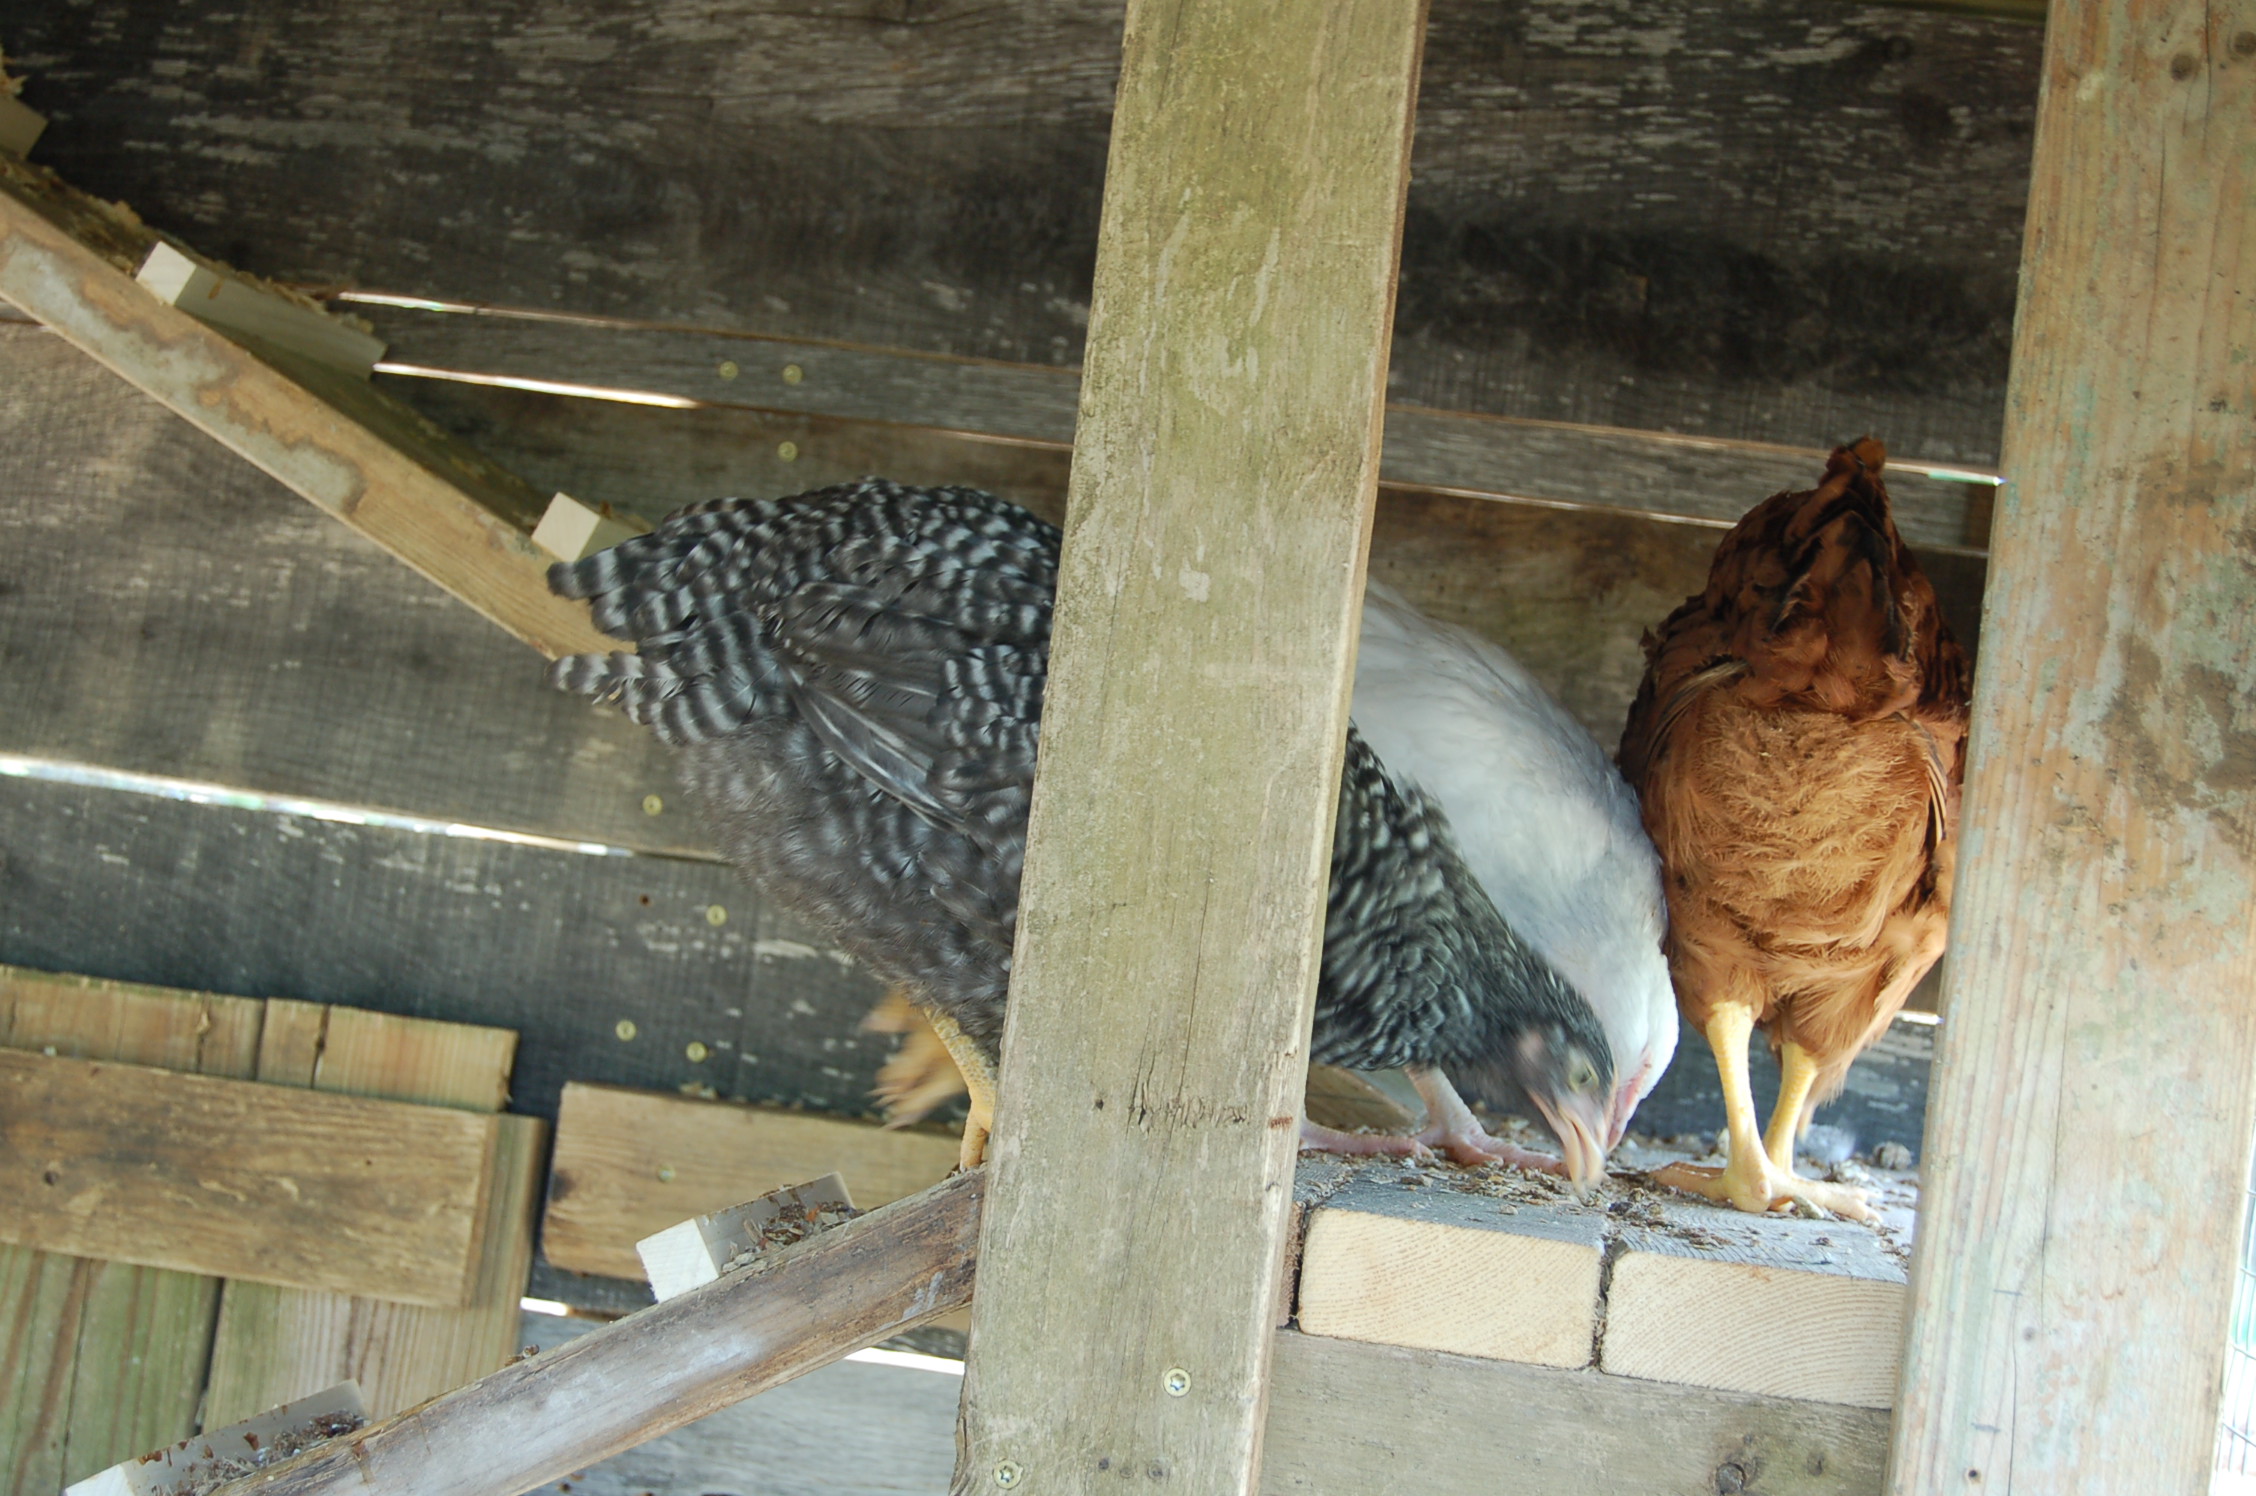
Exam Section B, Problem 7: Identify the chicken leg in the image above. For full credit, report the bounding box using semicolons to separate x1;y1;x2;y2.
1653;1003;1870;1220
921;1005;997;1170
1297;1067;1572;1177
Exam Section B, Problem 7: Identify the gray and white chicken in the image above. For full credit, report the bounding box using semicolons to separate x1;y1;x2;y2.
547;479;1637;1185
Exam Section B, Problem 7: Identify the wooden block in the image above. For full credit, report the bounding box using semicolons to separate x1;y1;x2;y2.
135;243;384;379
0;1048;498;1307
203;1004;540;1424
637;1173;855;1302
541;1082;956;1282
1295;1170;1604;1369
63;1382;365;1496
0;965;266;1493
1600;1196;1908;1408
531;491;648;563
0;94;45;158
1262;1329;1889;1496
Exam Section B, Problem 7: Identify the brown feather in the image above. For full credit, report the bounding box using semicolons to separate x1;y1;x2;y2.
1619;439;1970;1110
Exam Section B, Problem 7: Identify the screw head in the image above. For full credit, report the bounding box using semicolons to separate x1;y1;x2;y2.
781;363;805;385
717;360;741;380
994;1460;1022;1488
685;1041;711;1063
656;1165;676;1183
1163;1367;1190;1397
642;794;664;815
614;1019;638;1042
777;440;799;462
706;905;728;926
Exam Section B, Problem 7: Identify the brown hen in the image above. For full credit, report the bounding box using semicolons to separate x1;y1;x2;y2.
1619;439;1969;1219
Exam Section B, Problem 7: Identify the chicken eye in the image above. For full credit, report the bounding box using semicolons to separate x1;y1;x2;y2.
1568;1057;1598;1091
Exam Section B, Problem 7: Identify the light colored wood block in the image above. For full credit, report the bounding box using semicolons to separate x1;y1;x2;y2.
64;1382;364;1496
541;1082;957;1283
0;94;42;158
203;1003;541;1424
637;1173;855;1302
0;1048;498;1307
1262;1329;1888;1496
135;242;384;378
1295;1172;1603;1369
1600;1198;1907;1408
531;491;647;562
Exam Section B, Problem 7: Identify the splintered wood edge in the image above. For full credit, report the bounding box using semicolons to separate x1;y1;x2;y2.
1296;1203;1602;1369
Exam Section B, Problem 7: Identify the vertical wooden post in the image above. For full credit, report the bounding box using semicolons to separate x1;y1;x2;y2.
955;5;1425;1496
1889;2;2256;1492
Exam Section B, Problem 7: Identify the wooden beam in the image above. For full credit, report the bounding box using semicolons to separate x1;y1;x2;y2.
0;154;612;658
1262;1331;1889;1496
0;1048;498;1308
206;1171;983;1496
1888;3;2256;1491
957;5;1426;1494
540;1082;958;1283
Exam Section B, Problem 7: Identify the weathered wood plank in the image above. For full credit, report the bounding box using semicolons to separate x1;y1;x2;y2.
959;6;1425;1494
1888;3;2256;1492
7;0;2038;456
1295;1173;1604;1368
207;1172;984;1496
363;306;2000;551
542;1083;958;1283
0;967;266;1495
0;775;900;1127
203;1004;543;1424
1261;1330;1889;1495
0;156;611;659
0;1048;497;1307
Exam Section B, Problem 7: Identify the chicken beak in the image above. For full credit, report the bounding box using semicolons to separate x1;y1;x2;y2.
1533;1092;1610;1199
1605;1081;1637;1152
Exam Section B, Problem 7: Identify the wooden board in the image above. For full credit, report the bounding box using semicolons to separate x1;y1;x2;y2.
541;1082;957;1283
0;1048;497;1307
209;1172;983;1496
1295;1172;1604;1368
203;1003;545;1424
0;155;611;660
7;0;2037;457
0;774;894;1129
959;7;1425;1495
1601;1199;1907;1408
0;966;264;1495
1261;1330;1888;1496
1888;2;2256;1492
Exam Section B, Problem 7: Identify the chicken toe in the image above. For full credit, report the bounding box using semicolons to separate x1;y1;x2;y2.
921;1006;997;1170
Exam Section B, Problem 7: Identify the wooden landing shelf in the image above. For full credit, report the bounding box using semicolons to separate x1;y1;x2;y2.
1294;1158;1910;1411
0;153;613;658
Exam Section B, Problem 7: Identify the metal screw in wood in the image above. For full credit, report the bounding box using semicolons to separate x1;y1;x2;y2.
1163;1367;1190;1396
993;1460;1022;1488
781;363;804;384
717;360;740;379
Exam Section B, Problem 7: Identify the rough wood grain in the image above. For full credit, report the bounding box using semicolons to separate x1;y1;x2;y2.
8;0;2038;457
0;1048;497;1307
958;7;1425;1495
203;1003;543;1424
1294;1173;1604;1368
541;1083;957;1283
0;157;610;658
0;967;264;1495
0;775;899;1127
1261;1330;1889;1495
365;306;1999;551
207;1171;983;1496
1888;2;2256;1492
1602;1201;1908;1408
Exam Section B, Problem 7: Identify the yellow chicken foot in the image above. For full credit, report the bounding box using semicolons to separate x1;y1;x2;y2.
1653;1005;1871;1221
866;988;970;1127
922;1006;997;1170
1765;1037;1824;1173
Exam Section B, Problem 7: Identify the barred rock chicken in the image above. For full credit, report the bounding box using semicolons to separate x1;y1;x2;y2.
1619;440;1969;1219
548;479;1616;1184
